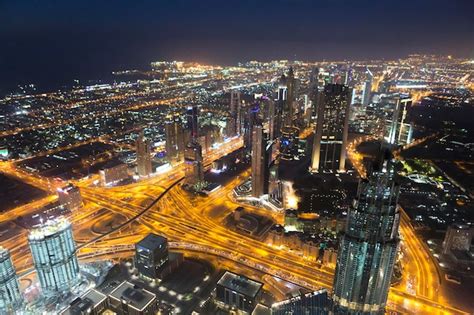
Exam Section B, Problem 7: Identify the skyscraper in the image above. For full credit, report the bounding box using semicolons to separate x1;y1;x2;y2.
386;97;413;146
184;142;204;187
165;114;185;164
184;105;204;187
0;247;22;312
230;91;241;136
284;67;296;127
361;68;373;107
136;131;152;177
310;83;351;173
186;105;199;141
332;151;401;314
243;102;260;152
28;218;80;295
251;123;266;198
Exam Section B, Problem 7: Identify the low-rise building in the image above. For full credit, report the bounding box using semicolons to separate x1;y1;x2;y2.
215;271;263;315
108;281;157;315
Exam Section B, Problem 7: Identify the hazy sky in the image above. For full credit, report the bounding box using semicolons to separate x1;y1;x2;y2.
0;0;473;93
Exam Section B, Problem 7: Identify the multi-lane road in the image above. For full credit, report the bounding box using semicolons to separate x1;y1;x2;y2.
0;134;469;314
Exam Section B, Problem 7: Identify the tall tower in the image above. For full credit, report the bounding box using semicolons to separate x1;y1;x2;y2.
251;123;266;198
361;68;373;107
332;151;401;314
184;106;204;187
184;142;204;187
309;67;320;115
310;83;351;173
244;103;260;152
386;97;413;146
186;105;199;141
230;91;241;136
0;247;22;312
165;114;185;164
136;131;152;177
28;218;80;295
285;67;296;127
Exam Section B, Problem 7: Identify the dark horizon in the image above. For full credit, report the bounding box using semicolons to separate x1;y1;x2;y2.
1;0;473;95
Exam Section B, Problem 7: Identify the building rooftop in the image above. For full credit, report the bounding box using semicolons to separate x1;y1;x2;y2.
61;289;107;315
217;271;262;298
136;233;167;251
28;217;71;241
109;281;156;311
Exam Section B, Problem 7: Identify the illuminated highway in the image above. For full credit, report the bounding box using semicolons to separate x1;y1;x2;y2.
0;134;469;314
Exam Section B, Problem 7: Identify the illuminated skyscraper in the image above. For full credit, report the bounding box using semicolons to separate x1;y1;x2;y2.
28;218;80;295
332;151;400;314
230;91;242;136
165;114;185;164
284;67;296;127
361;68;373;107
280;126;300;161
243;102;260;152
0;247;22;312
184;142;204;187
136;131;152;177
184;105;204;188
310;83;350;173
251;123;266;198
186;105;199;141
385;97;413;146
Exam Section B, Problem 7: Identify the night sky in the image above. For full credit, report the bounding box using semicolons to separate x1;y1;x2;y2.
0;0;473;94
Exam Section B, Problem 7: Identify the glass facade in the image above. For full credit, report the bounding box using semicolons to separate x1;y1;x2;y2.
0;247;22;311
28;218;80;295
332;155;400;314
311;83;351;173
272;289;330;315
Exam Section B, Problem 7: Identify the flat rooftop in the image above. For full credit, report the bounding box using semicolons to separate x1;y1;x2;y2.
217;271;263;298
109;281;155;311
61;289;107;315
136;233;167;251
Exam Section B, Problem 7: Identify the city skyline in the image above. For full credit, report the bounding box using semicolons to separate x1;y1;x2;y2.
0;0;473;95
0;2;473;314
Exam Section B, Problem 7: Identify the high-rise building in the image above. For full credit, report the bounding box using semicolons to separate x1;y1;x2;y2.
361;68;373;107
243;103;260;152
28;218;80;295
57;184;82;211
361;80;372;107
135;233;169;279
165;114;185;164
184;141;204;187
310;83;351;173
186;105;199;141
0;247;22;312
285;67;296;127
385;97;413;146
280;126;300;161
136;131;152;177
332;151;400;314
251;123;266;198
184;105;205;188
272;289;330;315
230;91;241;136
